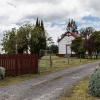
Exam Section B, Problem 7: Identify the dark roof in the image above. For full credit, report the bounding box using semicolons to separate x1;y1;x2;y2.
58;31;80;42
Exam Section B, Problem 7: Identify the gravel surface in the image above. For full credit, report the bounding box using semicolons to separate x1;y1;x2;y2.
0;61;99;100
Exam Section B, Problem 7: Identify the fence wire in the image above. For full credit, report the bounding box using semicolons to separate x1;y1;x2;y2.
38;55;74;73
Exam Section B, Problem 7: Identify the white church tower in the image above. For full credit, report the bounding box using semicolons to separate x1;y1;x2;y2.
67;20;72;32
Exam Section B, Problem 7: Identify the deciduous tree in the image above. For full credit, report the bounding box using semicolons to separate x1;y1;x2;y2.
71;37;86;57
2;28;16;53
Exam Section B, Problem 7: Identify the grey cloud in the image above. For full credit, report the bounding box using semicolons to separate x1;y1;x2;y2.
1;1;100;29
0;0;100;46
7;2;16;7
89;1;100;12
79;0;100;15
0;16;10;24
0;33;4;41
23;10;69;24
9;0;61;4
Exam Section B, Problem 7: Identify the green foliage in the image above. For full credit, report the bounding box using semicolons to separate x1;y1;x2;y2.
80;27;94;59
78;46;86;58
46;37;58;53
36;17;39;27
47;45;58;54
71;37;81;54
31;25;46;54
80;28;100;59
2;28;16;53
71;37;86;57
80;27;94;39
41;20;44;31
94;31;100;55
31;18;46;54
17;23;33;53
0;67;5;79
2;18;47;54
46;37;53;46
88;67;100;97
71;19;78;33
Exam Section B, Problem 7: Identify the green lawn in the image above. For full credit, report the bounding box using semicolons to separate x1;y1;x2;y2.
59;77;100;100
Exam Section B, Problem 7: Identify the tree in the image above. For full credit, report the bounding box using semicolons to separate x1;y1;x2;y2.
80;27;94;39
2;18;47;55
48;44;58;54
71;37;86;58
31;26;46;54
2;24;33;54
80;27;95;59
17;23;33;53
36;17;39;27
30;18;46;55
93;31;100;58
2;28;16;53
41;20;44;31
71;27;99;59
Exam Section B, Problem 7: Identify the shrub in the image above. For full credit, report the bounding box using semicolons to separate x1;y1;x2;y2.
88;67;100;97
0;67;5;79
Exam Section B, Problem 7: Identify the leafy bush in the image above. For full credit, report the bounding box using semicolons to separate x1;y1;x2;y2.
0;67;5;79
88;67;100;97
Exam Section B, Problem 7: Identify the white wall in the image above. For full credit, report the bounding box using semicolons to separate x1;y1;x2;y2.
58;36;75;54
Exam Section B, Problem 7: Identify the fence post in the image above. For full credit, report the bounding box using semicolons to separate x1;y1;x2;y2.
50;55;52;67
80;54;81;62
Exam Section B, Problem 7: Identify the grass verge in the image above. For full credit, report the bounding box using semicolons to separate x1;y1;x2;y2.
59;77;100;100
0;74;39;87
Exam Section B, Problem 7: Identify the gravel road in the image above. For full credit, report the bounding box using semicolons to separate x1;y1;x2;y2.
0;61;99;100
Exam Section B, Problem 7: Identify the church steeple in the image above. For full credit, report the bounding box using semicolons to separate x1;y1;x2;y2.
67;19;72;32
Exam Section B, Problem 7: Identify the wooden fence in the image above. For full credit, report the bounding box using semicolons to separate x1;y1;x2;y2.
0;54;38;76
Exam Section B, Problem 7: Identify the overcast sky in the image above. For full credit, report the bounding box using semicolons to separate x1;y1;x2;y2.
0;0;100;50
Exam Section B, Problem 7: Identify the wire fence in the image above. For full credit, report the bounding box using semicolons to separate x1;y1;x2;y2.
38;55;100;73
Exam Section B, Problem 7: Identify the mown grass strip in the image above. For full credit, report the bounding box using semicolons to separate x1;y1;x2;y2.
59;77;100;100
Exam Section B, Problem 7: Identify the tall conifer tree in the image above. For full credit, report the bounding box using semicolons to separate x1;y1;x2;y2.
31;18;46;55
36;17;38;27
41;20;44;31
38;20;40;27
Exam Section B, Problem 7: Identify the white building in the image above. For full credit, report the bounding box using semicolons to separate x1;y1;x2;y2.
58;20;80;57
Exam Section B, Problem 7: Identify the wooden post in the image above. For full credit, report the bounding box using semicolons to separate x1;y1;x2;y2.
80;54;81;62
50;55;52;67
68;57;69;64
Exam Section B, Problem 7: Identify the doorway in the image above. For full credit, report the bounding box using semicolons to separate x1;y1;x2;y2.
66;45;71;54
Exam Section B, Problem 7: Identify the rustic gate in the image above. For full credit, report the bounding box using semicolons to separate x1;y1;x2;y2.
38;50;53;73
